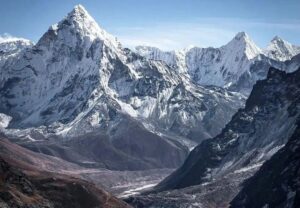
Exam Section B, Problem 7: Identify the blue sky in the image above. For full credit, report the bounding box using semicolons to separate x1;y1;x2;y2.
0;0;299;50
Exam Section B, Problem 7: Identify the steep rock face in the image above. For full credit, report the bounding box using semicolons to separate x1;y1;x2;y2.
135;46;188;73
135;46;178;68
0;139;131;208
228;53;300;94
230;121;300;208
0;5;120;126
227;53;283;94
156;66;300;191
285;53;300;73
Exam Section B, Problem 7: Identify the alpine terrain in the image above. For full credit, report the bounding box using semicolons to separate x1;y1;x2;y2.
126;65;300;207
0;5;244;171
0;3;300;208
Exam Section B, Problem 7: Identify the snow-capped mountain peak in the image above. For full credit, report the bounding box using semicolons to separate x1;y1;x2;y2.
38;4;121;52
0;4;125;127
264;36;300;61
268;36;293;50
184;31;261;86
235;31;247;38
71;4;90;16
224;32;261;60
271;35;283;42
66;4;101;35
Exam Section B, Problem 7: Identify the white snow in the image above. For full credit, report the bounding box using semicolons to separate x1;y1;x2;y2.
118;183;157;198
264;36;300;61
234;163;263;174
0;5;244;151
0;34;32;44
136;32;300;90
0;113;12;128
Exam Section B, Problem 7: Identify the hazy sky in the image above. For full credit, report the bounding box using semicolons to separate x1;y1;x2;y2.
0;0;299;50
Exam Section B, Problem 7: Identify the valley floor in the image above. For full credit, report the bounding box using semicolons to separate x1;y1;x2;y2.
124;165;261;208
65;167;174;198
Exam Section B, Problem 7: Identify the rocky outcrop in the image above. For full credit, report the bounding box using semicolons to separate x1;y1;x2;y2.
230;121;300;208
156;66;300;192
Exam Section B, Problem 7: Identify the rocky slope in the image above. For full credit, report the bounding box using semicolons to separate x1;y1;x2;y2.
0;137;131;208
125;65;300;207
0;5;245;170
155;66;300;192
230;121;300;208
0;135;173;199
17;120;188;170
136;34;300;94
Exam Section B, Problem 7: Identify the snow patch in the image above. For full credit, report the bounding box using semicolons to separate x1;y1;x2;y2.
0;113;12;128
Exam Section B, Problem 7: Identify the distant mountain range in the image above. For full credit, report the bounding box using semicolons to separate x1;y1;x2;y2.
136;33;300;94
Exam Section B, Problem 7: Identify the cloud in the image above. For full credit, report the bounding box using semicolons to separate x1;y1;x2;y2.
110;18;300;50
114;23;235;50
0;33;28;43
